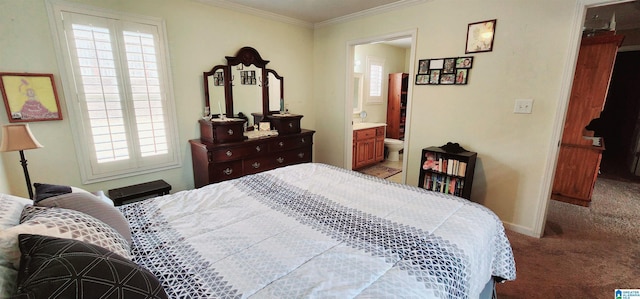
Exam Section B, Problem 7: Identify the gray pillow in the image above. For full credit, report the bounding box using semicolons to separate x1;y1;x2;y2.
35;192;132;244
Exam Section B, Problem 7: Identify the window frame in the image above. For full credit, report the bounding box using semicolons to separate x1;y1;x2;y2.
46;0;181;183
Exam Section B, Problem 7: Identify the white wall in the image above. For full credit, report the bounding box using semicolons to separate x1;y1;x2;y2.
313;0;579;236
0;0;313;197
353;44;408;124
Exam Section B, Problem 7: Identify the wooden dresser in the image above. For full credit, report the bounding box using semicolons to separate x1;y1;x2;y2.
190;129;314;188
551;33;624;206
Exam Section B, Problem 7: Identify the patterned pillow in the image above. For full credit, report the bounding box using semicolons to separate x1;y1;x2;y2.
12;234;168;299
0;206;131;270
35;192;132;244
0;194;32;230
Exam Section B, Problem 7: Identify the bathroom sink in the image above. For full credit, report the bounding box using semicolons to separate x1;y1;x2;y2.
352;122;387;130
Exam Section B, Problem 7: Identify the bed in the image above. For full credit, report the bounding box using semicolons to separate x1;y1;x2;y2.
0;162;515;298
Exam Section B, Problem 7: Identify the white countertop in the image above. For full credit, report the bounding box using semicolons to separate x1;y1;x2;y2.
352;122;387;130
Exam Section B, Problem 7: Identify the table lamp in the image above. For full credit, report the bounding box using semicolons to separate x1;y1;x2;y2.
0;124;43;199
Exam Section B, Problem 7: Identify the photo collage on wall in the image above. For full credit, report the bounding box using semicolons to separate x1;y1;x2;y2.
415;57;473;85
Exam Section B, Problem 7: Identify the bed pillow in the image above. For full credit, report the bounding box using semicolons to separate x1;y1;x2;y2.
0;206;131;270
0;194;32;230
34;191;132;244
12;234;167;299
33;183;114;206
32;183;72;202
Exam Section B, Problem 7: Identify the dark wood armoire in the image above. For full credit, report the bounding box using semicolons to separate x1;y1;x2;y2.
551;33;624;206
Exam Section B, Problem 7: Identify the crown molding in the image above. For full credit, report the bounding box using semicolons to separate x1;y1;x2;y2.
195;0;430;29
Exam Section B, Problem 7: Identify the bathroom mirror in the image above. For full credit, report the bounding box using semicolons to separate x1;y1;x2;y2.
353;72;363;113
203;47;284;127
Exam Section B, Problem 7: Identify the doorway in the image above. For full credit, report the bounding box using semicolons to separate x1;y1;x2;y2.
595;50;640;182
344;30;417;184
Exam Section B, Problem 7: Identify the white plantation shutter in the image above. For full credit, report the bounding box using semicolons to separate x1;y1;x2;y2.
366;56;385;103
49;3;180;183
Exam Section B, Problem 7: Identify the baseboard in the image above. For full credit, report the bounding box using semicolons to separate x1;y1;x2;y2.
502;221;539;238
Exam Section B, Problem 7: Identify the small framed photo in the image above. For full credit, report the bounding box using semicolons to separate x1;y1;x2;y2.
440;74;455;85
418;59;429;74
455;69;469;85
415;74;429;85
0;72;63;122
443;58;456;74
455;57;473;69
429;70;441;84
213;71;224;86
466;19;497;54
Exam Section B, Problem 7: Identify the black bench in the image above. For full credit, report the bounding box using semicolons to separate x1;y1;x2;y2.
108;180;171;206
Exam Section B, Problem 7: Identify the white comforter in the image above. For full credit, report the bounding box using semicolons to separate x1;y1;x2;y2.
120;163;515;298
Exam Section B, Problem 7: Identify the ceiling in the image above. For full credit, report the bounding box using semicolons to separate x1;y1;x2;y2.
586;1;640;31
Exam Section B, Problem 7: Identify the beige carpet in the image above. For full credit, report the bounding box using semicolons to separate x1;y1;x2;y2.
496;178;640;298
358;164;402;179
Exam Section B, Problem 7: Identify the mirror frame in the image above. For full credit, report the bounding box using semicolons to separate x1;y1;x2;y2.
203;47;285;121
203;64;230;117
265;68;284;114
226;47;269;118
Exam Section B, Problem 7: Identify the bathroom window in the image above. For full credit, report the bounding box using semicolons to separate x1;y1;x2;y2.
366;56;385;103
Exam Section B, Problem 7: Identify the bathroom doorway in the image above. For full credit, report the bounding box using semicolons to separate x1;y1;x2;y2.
344;30;417;184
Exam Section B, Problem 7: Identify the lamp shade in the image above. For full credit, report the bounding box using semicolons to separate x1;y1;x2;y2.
0;124;43;152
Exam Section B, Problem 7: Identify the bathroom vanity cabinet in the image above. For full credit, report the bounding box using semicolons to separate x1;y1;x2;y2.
352;125;385;170
418;146;476;200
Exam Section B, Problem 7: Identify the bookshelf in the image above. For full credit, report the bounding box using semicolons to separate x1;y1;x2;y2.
418;145;477;199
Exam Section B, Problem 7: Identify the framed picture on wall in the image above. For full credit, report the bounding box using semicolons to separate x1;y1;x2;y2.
466;19;497;54
0;72;63;122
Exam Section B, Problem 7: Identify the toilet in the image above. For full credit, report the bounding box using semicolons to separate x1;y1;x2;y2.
384;138;404;161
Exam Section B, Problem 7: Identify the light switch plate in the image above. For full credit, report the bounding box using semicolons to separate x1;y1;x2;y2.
514;99;533;114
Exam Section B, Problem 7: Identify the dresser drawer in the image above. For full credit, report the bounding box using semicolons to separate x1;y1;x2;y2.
270;147;312;167
211;143;267;162
268;135;312;152
243;156;275;175
210;160;243;182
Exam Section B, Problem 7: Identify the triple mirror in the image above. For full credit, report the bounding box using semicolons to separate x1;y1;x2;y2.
203;47;283;127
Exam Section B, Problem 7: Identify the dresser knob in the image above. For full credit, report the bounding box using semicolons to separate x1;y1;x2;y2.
298;152;304;158
288;122;293;128
301;138;305;143
278;142;284;147
223;168;233;175
256;145;261;152
277;157;284;163
228;129;234;135
252;162;260;169
226;150;232;157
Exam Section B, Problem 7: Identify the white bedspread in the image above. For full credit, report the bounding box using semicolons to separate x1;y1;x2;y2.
120;163;515;298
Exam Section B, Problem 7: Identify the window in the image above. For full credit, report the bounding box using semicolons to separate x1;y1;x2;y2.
48;1;180;183
366;56;385;103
